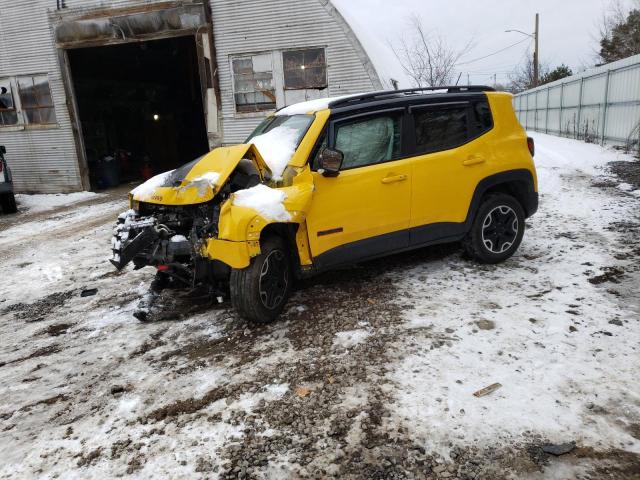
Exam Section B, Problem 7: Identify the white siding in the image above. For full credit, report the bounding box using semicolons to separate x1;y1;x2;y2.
514;54;640;146
212;0;381;144
0;1;82;193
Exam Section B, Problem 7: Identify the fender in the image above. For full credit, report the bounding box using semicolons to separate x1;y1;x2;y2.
465;169;538;226
202;167;315;269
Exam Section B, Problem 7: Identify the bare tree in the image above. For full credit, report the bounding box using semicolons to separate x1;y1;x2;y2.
508;54;550;93
389;15;473;87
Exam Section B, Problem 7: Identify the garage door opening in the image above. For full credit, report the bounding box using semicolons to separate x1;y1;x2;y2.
67;36;210;190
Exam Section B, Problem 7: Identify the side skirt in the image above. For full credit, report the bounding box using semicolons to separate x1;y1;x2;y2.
310;223;467;274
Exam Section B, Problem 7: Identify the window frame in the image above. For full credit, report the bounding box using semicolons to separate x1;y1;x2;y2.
326;107;406;171
282;47;328;90
230;53;277;116
16;74;57;126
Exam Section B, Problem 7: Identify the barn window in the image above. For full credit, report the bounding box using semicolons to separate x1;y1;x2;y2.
232;54;276;113
0;78;18;126
283;48;327;90
17;75;57;125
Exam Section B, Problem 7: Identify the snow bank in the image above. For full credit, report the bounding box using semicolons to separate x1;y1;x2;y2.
130;170;174;200
250;127;300;180
232;184;291;222
333;329;371;348
15;191;102;213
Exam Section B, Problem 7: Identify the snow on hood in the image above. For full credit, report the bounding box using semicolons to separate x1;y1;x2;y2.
130;170;175;201
249;127;300;181
232;184;291;222
180;171;221;197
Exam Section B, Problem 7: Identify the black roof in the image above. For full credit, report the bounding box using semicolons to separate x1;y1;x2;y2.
328;85;495;110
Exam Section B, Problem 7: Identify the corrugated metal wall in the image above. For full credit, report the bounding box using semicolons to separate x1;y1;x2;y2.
0;0;381;192
0;1;82;193
212;0;381;144
514;54;640;147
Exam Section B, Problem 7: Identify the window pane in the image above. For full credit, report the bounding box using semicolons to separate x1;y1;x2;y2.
283;48;327;89
0;79;15;109
336;115;401;169
18;77;38;108
233;55;276;112
39;107;57;124
34;76;54;107
25;108;41;124
232;58;253;75
472;100;492;133
414;106;468;153
0;110;18;126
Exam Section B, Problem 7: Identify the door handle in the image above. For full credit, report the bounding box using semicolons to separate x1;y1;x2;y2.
381;174;408;184
463;155;486;166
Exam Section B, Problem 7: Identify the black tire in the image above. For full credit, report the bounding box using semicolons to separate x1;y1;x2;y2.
230;235;292;323
463;193;525;264
0;193;17;214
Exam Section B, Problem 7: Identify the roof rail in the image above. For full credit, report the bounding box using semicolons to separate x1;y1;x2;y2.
329;85;495;108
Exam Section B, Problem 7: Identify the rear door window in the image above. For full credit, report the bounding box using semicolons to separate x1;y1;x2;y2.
412;104;469;154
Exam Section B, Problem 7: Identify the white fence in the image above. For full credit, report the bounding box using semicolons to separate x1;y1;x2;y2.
513;54;640;148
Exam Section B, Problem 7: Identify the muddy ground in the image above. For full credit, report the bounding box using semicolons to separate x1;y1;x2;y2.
1;139;639;479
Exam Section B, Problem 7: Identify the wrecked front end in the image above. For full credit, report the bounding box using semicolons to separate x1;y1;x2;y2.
110;145;270;310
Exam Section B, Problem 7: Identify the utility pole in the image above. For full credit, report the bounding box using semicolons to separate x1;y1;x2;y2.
533;13;540;87
467;73;470;86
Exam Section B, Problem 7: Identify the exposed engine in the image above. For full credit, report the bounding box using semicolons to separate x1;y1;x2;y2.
110;158;262;300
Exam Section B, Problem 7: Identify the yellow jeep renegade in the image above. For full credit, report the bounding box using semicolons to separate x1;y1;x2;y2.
111;86;538;323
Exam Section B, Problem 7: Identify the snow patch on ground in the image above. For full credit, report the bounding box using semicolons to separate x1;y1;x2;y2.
389;132;640;456
232;184;291;221
130;170;174;201
15;191;102;213
333;329;371;348
250;126;300;180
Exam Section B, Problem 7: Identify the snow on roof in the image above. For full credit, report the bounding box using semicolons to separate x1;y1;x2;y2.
331;0;412;89
274;93;361;116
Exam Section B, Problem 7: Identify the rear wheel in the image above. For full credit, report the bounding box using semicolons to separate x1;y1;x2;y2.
230;236;292;323
0;193;17;214
463;193;525;264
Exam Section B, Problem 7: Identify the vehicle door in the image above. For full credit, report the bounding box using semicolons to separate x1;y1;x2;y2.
305;109;411;267
408;99;494;245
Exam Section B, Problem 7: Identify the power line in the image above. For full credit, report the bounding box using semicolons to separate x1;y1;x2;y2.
456;37;532;66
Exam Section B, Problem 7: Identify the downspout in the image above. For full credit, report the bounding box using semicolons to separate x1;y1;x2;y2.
201;0;223;146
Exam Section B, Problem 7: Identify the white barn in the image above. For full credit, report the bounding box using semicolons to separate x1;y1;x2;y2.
0;0;399;193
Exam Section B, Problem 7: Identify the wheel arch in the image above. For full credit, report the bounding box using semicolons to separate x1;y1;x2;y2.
466;169;538;228
259;222;302;277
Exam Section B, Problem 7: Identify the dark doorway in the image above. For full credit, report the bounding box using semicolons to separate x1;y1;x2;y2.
68;36;210;190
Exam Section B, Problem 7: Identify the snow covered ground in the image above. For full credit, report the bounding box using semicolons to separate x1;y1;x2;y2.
0;134;639;479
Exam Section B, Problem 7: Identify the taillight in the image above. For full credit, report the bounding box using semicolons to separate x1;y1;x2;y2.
527;137;535;157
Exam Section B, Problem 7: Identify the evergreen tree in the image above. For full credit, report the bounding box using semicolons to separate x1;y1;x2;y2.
600;9;640;63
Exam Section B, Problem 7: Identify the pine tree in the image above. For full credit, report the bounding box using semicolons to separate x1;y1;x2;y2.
600;9;640;63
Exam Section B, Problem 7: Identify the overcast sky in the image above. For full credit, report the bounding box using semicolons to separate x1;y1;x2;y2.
333;0;636;86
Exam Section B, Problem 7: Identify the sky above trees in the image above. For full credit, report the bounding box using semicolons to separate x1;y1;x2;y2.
333;0;637;87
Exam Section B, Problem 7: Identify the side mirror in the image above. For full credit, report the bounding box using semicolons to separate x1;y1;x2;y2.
317;148;343;177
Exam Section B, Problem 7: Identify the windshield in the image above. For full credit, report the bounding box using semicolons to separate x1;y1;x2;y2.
245;114;314;180
245;114;313;144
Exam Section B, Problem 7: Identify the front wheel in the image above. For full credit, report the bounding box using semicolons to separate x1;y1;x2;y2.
463;193;525;264
230;236;292;323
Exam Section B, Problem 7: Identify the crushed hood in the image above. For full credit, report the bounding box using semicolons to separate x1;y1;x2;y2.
130;144;271;206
